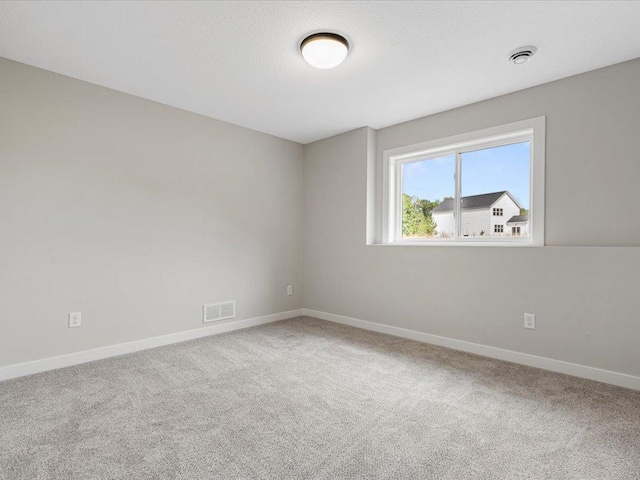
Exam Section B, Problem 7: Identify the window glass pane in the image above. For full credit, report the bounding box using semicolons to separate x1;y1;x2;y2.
401;154;455;238
460;141;530;238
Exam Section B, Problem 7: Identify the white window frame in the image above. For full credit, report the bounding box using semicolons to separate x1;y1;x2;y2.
382;117;545;246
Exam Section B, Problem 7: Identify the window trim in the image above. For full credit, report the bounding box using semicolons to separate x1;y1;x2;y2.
382;117;545;246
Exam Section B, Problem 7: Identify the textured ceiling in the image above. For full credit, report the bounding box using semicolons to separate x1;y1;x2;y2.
1;1;640;144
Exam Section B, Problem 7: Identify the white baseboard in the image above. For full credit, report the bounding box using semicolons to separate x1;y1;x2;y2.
5;307;638;391
303;309;640;391
0;309;304;382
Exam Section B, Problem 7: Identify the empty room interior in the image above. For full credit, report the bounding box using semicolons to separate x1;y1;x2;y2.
2;1;640;479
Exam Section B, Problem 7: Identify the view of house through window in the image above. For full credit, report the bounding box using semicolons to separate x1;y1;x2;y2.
459;141;530;238
401;141;530;239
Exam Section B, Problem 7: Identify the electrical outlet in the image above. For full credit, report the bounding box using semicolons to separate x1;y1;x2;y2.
69;312;82;328
286;285;293;296
524;313;535;329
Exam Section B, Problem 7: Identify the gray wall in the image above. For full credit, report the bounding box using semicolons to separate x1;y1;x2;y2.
3;54;640;379
0;58;304;368
304;59;640;377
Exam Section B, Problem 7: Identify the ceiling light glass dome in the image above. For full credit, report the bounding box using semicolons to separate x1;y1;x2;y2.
300;33;349;69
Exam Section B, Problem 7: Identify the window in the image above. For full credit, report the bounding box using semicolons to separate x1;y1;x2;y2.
382;117;545;246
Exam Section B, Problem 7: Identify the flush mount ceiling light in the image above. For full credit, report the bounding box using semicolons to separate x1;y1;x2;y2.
300;33;349;69
508;46;537;65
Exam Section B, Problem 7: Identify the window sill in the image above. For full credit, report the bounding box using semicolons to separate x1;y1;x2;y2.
370;240;543;247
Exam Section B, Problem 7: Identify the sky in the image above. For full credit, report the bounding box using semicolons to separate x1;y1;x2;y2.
402;141;530;209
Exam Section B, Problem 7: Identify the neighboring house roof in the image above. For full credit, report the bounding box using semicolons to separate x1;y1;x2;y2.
507;215;529;224
432;191;522;212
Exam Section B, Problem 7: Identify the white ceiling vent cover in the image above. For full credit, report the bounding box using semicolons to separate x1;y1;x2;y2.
203;301;236;323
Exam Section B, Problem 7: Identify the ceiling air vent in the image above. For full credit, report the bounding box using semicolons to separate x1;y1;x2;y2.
203;301;236;323
508;46;537;65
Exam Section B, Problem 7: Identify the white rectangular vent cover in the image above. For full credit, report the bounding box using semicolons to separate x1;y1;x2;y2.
203;301;236;323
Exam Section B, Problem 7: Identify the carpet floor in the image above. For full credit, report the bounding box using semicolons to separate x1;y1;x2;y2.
1;316;639;479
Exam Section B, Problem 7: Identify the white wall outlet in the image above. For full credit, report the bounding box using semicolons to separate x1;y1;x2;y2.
524;313;535;329
286;285;293;296
69;312;82;328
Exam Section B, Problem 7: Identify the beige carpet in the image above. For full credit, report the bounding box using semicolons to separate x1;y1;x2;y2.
1;316;639;479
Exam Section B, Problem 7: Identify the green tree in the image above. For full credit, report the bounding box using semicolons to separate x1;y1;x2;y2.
415;198;441;217
402;194;439;238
